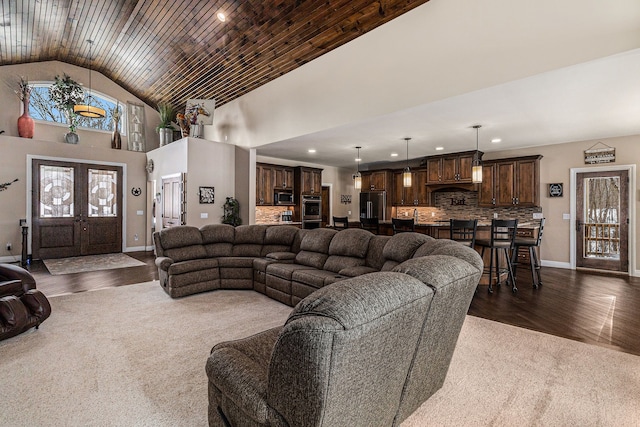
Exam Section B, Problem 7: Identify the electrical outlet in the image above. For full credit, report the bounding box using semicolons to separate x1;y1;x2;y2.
533;212;544;219
134;234;139;241
493;212;498;219
6;243;12;251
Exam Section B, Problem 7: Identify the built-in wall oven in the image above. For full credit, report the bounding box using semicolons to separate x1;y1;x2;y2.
301;195;322;229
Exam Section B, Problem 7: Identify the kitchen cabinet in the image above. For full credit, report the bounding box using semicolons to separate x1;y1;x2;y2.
295;166;322;195
361;170;393;191
273;166;294;190
426;151;479;184
479;155;542;207
256;163;275;205
393;169;429;206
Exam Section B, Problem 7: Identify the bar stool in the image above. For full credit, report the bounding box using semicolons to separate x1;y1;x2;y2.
475;219;518;294
332;216;349;230
449;219;478;247
360;217;380;234
392;218;415;234
512;218;545;289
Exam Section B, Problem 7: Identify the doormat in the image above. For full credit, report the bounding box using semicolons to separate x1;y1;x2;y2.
43;253;147;275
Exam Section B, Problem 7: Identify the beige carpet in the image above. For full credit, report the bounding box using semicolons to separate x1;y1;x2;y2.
0;282;638;427
42;253;147;275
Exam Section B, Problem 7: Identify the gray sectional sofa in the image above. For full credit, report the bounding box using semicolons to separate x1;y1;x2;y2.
153;224;484;426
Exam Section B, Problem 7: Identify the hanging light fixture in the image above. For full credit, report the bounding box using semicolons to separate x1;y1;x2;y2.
472;125;483;183
74;39;106;119
403;137;412;187
354;146;362;189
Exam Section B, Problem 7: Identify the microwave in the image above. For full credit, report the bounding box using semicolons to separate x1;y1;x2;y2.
274;191;294;205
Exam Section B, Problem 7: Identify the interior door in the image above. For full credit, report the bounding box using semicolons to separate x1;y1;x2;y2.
32;159;123;259
576;170;628;272
162;174;186;228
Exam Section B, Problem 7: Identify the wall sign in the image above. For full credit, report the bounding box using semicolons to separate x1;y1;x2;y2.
548;183;563;197
199;186;215;204
584;142;615;164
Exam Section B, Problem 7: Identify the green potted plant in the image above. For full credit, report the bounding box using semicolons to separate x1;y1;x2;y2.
222;197;242;226
156;102;176;146
49;74;84;144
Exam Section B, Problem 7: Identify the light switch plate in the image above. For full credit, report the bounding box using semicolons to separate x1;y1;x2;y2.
562;213;571;220
533;213;543;219
201;213;208;219
136;210;144;215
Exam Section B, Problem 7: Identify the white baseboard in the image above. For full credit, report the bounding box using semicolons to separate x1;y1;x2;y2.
0;255;21;263
541;260;572;269
124;246;151;253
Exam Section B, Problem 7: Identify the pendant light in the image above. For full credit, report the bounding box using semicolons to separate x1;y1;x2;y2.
354;146;362;189
472;125;483;183
403;137;412;188
74;39;106;119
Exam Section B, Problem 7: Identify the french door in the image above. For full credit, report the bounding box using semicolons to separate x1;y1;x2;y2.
32;159;123;259
576;170;628;272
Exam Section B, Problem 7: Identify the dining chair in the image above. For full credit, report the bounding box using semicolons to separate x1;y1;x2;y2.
449;219;478;247
392;218;415;234
332;216;349;230
511;218;545;289
360;217;380;234
474;219;518;294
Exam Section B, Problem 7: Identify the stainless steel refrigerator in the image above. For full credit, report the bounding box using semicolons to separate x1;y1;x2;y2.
359;191;386;220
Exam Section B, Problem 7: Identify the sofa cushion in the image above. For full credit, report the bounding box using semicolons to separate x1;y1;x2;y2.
265;252;296;261
292;269;345;289
261;226;299;256
200;224;235;257
338;266;378;277
366;235;391;270
217;257;255;268
159;226;208;262
168;258;219;275
232;225;268;257
382;233;433;263
267;263;316;280
328;229;373;258
323;256;365;274
413;240;484;274
295;229;337;269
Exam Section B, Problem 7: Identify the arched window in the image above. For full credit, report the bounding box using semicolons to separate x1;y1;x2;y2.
28;82;127;135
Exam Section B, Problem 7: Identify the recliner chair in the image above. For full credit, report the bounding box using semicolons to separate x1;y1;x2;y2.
0;264;51;341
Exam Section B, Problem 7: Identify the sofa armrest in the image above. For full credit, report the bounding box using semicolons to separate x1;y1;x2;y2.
0;295;29;330
265;252;296;261
155;256;174;271
0;280;24;298
21;290;52;323
0;264;36;292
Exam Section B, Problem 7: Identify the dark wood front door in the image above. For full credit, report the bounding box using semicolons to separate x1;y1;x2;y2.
32;159;123;259
576;170;628;272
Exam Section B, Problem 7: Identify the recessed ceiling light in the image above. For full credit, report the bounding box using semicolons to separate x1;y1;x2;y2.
390;153;398;157
217;12;227;22
491;138;502;143
435;146;444;151
308;149;316;153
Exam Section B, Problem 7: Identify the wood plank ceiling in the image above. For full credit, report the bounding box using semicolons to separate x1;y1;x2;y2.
0;0;430;111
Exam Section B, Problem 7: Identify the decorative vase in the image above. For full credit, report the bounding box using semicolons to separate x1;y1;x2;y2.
17;93;35;138
159;128;173;146
65;132;79;144
111;119;122;149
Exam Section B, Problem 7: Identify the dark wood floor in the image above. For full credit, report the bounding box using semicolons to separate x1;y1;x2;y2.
23;252;640;357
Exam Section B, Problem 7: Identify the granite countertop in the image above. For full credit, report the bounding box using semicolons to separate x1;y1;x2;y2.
255;221;302;225
379;220;539;228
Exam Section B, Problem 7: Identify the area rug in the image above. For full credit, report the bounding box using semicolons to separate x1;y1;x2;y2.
0;282;638;426
42;253;147;275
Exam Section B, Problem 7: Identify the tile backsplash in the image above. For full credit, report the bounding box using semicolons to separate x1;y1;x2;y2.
396;191;542;223
255;206;295;223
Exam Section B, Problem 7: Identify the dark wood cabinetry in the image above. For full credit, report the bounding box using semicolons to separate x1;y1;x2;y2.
393;169;429;206
427;151;479;184
295;166;322;196
479;155;542;207
256;163;275;205
273;166;294;191
361;170;392;191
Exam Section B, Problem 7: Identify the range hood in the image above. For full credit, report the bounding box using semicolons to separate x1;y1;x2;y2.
427;183;479;192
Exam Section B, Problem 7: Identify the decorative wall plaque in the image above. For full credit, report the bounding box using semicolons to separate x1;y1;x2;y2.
584;142;615;164
127;102;146;152
548;183;563;197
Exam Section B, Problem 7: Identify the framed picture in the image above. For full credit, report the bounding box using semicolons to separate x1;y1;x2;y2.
199;186;215;204
548;183;563;197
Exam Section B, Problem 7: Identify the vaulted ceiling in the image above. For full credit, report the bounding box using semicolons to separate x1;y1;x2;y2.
0;0;430;111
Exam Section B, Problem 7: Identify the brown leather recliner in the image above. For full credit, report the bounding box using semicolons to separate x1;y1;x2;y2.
0;263;51;341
